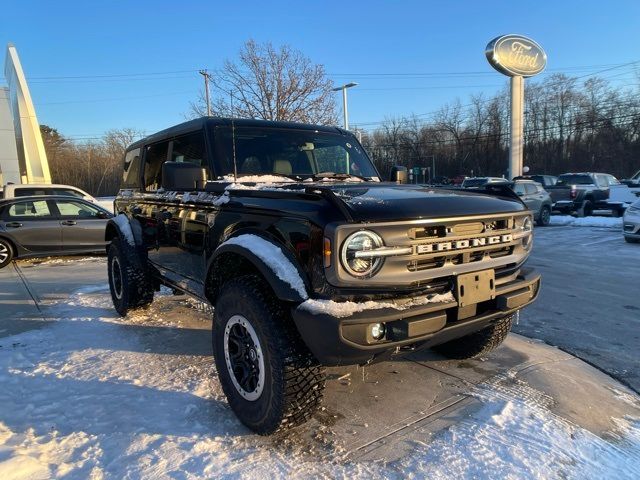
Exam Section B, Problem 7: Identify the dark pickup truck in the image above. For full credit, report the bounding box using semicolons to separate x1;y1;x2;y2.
547;172;622;216
106;117;540;434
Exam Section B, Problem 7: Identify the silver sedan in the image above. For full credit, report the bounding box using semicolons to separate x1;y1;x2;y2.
623;198;640;243
0;195;113;268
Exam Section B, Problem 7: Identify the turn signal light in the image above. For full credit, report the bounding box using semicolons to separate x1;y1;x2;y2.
323;237;332;268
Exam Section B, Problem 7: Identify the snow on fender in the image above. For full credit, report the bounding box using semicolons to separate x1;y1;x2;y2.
219;234;309;300
112;213;136;247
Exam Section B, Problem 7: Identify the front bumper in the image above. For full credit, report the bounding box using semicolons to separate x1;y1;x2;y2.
292;268;541;366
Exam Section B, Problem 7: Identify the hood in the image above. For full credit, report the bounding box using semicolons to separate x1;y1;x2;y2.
326;183;525;222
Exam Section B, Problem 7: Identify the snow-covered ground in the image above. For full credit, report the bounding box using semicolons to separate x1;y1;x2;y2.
549;214;623;228
1;281;639;479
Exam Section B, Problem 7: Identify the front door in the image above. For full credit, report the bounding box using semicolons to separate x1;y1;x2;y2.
52;198;109;251
1;199;62;253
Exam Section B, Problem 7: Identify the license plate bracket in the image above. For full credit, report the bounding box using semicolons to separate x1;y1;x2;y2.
456;270;495;307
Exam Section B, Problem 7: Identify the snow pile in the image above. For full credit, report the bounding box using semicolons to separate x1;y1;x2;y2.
1;283;639;478
113;213;136;246
298;291;455;318
220;234;308;298
549;215;623;228
182;190;230;206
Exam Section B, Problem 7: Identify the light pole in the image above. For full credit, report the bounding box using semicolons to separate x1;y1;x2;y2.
199;69;212;116
332;82;358;130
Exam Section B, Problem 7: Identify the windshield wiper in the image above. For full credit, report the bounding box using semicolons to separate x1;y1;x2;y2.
313;172;370;182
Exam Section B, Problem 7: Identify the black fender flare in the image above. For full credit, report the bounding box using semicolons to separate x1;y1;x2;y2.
105;214;144;247
206;236;309;304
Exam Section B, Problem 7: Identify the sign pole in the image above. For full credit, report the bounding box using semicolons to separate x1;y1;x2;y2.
509;75;524;179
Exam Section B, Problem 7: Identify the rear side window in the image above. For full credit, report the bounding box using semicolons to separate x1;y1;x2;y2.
14;188;50;197
123;147;142;189
7;200;52;218
143;141;170;191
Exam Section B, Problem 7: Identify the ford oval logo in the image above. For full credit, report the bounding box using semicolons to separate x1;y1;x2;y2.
485;34;547;77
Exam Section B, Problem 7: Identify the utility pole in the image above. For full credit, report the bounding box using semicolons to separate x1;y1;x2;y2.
199;69;212;116
332;82;358;130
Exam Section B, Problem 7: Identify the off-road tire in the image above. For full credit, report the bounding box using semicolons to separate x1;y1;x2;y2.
434;315;513;359
107;237;154;316
0;238;14;269
537;205;551;226
213;275;325;435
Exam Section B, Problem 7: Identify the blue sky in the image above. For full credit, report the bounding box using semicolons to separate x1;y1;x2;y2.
1;0;639;141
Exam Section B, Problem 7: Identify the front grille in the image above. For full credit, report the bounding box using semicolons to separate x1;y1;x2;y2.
405;216;521;272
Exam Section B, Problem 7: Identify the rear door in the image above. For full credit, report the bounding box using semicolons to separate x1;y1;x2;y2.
52;199;109;251
0;199;62;253
524;183;543;212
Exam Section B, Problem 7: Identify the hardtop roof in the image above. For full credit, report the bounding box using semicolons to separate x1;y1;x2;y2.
127;117;345;151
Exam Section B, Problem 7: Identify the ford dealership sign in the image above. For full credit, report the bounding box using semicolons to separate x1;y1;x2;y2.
485;34;547;77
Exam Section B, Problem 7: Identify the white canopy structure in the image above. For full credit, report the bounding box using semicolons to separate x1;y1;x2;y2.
0;43;50;186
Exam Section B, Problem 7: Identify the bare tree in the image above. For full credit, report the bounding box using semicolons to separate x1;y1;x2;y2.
191;40;337;125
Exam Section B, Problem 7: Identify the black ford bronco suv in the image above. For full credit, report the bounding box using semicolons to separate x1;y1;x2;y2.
106;117;540;434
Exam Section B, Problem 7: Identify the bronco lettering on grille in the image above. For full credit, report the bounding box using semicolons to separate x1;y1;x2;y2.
415;234;513;254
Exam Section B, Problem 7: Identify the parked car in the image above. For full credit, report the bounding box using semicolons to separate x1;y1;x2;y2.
461;177;508;188
0;195;112;268
512;180;553;226
546;172;623;217
106;117;540;435
0;183;97;203
513;174;557;188
623;198;640;243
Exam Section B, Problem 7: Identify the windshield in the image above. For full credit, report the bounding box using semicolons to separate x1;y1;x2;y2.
557;174;593;185
213;126;379;180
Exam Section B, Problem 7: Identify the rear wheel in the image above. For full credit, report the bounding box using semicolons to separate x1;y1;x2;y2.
434;315;513;359
107;237;154;316
578;200;593;217
0;238;13;269
213;275;325;435
537;205;551;226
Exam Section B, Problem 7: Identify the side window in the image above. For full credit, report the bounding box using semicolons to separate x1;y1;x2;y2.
513;183;526;196
607;175;620;185
525;184;537;195
53;189;84;198
14;188;48;197
123;147;142;189
596;175;608;187
143;141;170;191
170;132;207;167
7;200;52;219
55;200;101;218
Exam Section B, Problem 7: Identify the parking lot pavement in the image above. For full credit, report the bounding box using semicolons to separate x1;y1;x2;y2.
1;255;639;476
516;224;640;392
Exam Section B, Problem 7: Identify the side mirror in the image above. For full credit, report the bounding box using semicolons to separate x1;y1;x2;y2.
389;165;408;184
96;211;111;219
162;162;207;191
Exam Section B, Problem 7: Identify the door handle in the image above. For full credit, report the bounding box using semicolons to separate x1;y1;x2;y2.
61;220;77;226
5;222;22;228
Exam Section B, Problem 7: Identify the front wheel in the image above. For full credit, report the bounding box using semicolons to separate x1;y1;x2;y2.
0;238;14;269
213;275;325;435
107;238;154;316
434;314;513;359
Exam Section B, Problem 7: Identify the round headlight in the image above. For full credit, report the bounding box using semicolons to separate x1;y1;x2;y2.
341;230;384;278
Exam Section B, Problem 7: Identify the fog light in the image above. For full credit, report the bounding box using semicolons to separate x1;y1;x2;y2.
370;322;386;340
